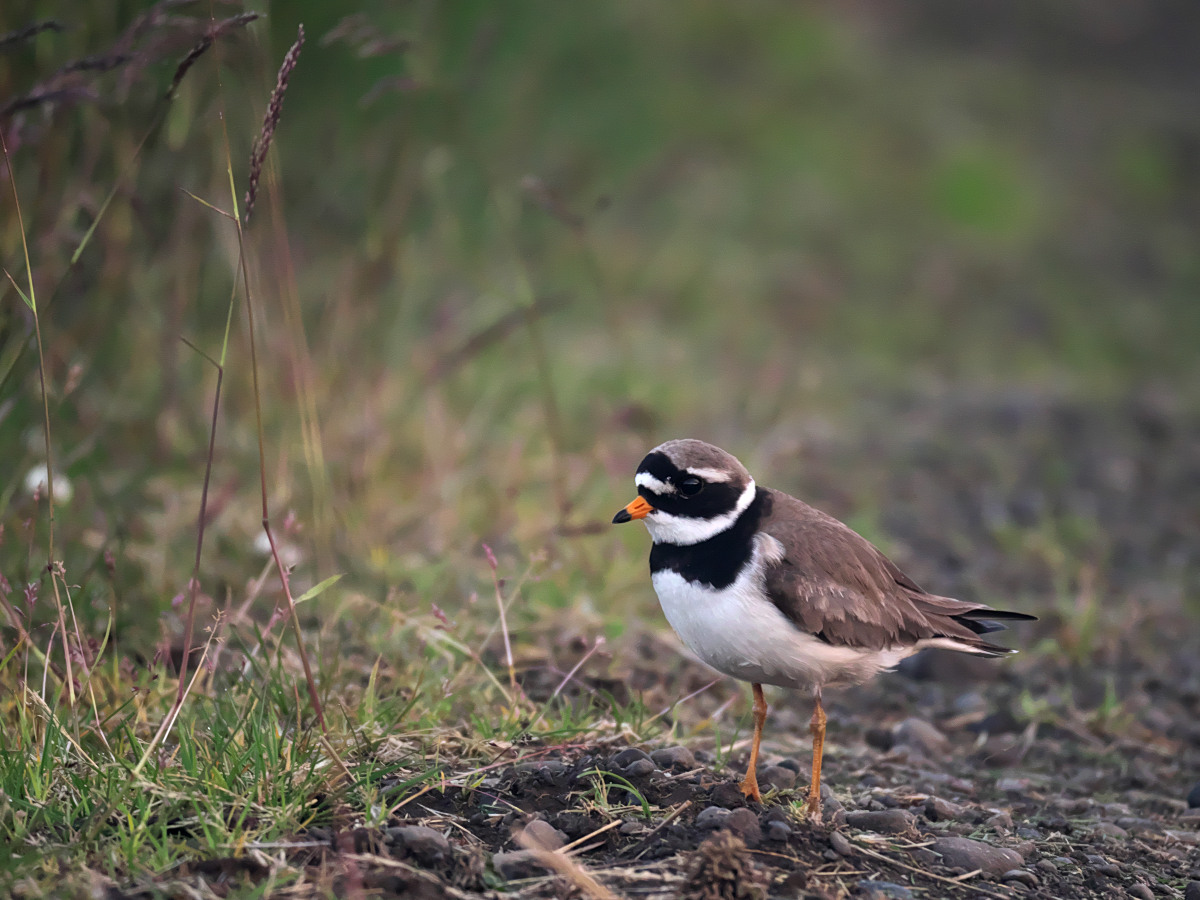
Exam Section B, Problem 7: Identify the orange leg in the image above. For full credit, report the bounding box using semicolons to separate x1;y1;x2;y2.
739;683;767;802
806;689;826;821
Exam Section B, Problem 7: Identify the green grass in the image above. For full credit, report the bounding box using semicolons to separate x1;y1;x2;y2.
1;1;1198;895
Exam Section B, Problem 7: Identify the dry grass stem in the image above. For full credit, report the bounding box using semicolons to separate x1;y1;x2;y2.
514;828;619;900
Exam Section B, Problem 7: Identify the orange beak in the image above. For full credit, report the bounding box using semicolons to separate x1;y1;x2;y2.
612;495;655;524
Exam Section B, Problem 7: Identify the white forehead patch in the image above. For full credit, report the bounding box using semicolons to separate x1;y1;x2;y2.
634;471;677;495
685;466;733;483
644;480;757;546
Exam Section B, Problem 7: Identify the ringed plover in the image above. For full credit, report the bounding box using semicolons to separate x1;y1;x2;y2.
613;439;1035;821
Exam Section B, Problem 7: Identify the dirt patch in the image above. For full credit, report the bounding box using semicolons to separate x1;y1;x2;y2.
245;718;1198;899
104;393;1200;899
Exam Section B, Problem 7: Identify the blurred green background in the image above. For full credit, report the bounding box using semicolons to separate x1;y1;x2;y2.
3;0;1198;665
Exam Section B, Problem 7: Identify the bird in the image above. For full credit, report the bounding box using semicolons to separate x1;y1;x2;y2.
612;439;1035;822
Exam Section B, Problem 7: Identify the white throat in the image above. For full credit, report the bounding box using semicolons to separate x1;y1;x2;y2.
643;480;756;546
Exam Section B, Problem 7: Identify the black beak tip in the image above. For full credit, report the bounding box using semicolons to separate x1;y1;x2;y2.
612;509;632;525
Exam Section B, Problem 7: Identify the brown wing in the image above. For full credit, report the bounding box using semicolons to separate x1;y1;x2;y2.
759;489;1030;653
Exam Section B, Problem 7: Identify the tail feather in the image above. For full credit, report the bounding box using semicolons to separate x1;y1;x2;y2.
909;595;1037;655
954;608;1038;637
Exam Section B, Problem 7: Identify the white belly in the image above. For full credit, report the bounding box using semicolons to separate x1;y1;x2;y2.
651;560;912;690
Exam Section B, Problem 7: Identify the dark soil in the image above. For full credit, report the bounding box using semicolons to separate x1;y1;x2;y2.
113;392;1200;899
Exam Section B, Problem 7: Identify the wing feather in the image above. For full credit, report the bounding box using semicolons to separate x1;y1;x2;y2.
759;489;1033;653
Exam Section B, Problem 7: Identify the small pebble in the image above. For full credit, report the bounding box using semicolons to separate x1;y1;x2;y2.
829;831;853;856
820;783;848;828
856;880;914;899
725;807;762;846
618;821;642;835
845;809;914;835
986;811;1014;831
924;796;967;822
623;758;656;778
1093;822;1128;840
518;818;565;851
1184;882;1200;900
1001;869;1038;887
1116;817;1163;835
776;758;802;773
611;747;651;768
386;825;451;865
765;820;791;842
865;727;895;751
492;850;543;880
650;746;695;772
996;777;1032;793
892;717;950;758
695;806;732;830
1036;860;1058;874
1128;885;1155;900
758;765;796;792
710;781;745;809
1085;854;1120;878
1187;782;1200;809
929;836;1023;877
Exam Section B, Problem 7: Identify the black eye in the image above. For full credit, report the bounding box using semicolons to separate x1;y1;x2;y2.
680;477;703;497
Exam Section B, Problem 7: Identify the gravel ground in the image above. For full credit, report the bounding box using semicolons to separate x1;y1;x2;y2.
111;392;1200;899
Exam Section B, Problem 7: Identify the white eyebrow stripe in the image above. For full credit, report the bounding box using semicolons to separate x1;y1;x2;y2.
635;471;677;494
643;479;757;546
685;466;732;483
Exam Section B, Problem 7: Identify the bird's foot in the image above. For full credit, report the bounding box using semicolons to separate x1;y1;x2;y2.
738;775;762;803
805;790;823;825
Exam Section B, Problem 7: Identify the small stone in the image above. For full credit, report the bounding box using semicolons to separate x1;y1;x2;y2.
1184;882;1200;900
766;820;791;842
829;831;853;856
986;811;1014;831
695;806;732;830
974;738;1025;767
821;783;848;828
845;810;915;835
1093;822;1128;840
777;758;802;773
1085;854;1120;878
1115;817;1162;835
612;747;651;768
624;758;656;778
892;717;950;757
710;782;746;809
618;821;642;835
1188;782;1200;808
865;727;895;751
759;765;796;792
725;807;762;847
1011;840;1035;859
1001;869;1038;887
952;690;987;715
387;825;451;865
1036;860;1058;874
924;796;967;822
996;777;1031;793
518;818;566;851
1128;885;1155;900
929;836;1023;877
650;746;695;772
856;880;914;899
492;850;543;880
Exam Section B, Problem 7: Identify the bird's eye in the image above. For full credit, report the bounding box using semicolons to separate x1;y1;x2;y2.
680;477;703;497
